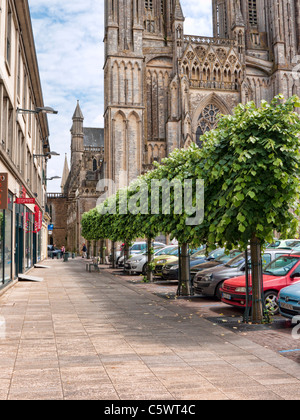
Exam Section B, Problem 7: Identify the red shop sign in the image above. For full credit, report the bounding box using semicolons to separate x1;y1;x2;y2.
15;197;36;205
34;205;42;233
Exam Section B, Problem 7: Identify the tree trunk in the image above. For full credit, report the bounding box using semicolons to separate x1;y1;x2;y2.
178;243;192;296
147;237;153;283
111;241;116;269
100;240;104;264
87;241;91;259
250;233;264;324
124;242;129;271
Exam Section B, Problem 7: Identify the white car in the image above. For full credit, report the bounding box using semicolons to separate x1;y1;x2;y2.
124;245;178;275
118;241;166;267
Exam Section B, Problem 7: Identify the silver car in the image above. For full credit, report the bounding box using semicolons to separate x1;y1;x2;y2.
124;245;177;275
117;241;165;267
193;248;293;300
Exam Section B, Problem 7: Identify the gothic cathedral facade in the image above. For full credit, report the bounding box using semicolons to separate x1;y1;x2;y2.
104;0;300;187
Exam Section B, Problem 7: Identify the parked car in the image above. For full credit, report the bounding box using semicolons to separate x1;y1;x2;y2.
124;245;170;275
190;250;243;282
220;252;300;315
118;241;165;267
153;246;205;277
269;239;300;249
278;282;300;320
109;243;125;265
162;248;227;281
153;247;180;276
194;248;292;300
47;245;62;258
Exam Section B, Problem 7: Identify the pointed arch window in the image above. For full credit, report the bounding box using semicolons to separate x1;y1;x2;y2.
93;158;97;172
196;104;220;148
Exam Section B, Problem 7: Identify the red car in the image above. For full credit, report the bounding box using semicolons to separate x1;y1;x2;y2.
220;253;300;315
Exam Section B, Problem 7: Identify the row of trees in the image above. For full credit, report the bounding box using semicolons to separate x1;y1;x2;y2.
81;95;300;324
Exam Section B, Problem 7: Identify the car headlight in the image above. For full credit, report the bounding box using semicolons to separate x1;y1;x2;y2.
203;274;213;282
235;287;252;293
170;265;179;270
157;259;167;264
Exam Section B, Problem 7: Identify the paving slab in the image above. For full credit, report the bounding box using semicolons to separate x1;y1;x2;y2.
0;258;300;400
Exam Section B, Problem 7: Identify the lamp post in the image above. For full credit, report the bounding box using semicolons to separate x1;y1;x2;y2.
33;151;60;159
17;106;58;115
46;176;61;181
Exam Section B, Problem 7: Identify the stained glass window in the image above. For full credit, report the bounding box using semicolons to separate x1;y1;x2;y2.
196;104;220;148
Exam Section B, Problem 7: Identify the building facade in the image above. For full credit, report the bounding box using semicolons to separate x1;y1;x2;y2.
47;102;104;254
104;0;300;187
0;0;51;290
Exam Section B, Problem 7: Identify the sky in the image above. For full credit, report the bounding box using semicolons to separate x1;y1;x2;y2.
28;0;213;193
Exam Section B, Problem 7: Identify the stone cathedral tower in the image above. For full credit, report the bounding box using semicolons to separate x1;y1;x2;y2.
104;0;300;188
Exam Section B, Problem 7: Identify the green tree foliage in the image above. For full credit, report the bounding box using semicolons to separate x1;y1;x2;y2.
81;95;300;320
198;95;300;323
200;95;300;250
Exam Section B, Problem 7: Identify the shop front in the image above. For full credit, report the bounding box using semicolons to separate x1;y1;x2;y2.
0;173;46;290
0;194;13;288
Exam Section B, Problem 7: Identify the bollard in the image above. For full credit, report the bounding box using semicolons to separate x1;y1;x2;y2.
63;253;69;263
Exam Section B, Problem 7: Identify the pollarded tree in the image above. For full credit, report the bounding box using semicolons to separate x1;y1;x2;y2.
143;146;206;295
199;95;300;323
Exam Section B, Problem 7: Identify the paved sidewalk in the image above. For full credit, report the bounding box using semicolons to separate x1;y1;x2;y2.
1;258;300;400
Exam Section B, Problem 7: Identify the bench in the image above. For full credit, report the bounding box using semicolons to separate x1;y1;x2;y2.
86;258;100;273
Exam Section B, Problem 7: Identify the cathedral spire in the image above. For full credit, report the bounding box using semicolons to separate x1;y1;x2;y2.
71;100;84;137
72;100;84;121
60;154;70;193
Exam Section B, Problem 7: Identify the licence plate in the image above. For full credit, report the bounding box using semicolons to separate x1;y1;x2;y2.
222;293;232;300
280;302;294;311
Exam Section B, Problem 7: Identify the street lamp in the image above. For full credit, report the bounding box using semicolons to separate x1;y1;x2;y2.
33;151;60;159
17;106;58;115
46;176;61;181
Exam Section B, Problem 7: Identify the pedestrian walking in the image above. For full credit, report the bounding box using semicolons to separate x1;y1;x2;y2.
82;243;87;258
61;245;65;258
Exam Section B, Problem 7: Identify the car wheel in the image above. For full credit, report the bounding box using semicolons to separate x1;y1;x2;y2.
264;291;279;315
142;263;147;276
215;282;223;300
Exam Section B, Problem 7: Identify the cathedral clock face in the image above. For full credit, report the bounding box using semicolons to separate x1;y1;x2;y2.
196;104;220;148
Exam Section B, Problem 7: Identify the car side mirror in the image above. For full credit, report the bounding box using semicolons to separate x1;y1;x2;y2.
240;266;246;272
291;272;300;279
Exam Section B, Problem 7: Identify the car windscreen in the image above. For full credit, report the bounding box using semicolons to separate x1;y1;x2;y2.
216;251;242;264
269;241;281;248
225;253;246;268
287;240;300;247
155;247;177;256
191;249;206;258
263;256;300;276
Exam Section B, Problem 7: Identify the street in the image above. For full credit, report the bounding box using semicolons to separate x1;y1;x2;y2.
0;257;300;400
